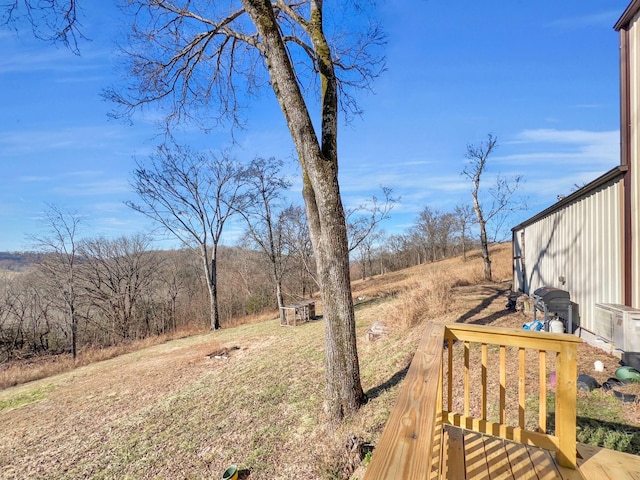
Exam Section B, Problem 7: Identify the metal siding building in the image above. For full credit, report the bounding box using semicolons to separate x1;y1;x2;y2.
512;171;625;331
513;0;640;337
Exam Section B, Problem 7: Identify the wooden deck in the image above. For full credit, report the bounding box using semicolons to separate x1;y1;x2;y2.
577;442;640;480
439;424;581;479
439;424;640;479
363;323;640;480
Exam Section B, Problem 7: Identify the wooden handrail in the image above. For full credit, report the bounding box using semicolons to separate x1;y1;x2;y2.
364;322;581;478
363;323;445;480
443;324;580;468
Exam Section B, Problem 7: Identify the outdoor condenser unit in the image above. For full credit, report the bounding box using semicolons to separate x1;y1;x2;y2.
594;303;640;352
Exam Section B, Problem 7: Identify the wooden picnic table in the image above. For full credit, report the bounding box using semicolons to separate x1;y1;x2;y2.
280;301;315;326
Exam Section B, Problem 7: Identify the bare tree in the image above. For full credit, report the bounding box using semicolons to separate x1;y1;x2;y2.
413;206;439;263
241;157;292;322
21;0;383;419
127;145;249;330
279;205;316;299
20;279;51;354
453;204;476;262
78;235;158;341
29;205;83;359
347;187;396;254
435;212;456;260
384;234;414;270
107;0;385;420
355;230;383;280
155;252;190;334
0;279;27;359
462;134;523;281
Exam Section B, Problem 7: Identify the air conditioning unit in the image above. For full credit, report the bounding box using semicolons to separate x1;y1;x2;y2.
593;304;616;341
594;303;640;352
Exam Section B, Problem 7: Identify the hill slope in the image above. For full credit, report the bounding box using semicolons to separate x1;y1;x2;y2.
0;244;636;479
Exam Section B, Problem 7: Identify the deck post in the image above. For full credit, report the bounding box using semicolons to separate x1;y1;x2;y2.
555;341;578;468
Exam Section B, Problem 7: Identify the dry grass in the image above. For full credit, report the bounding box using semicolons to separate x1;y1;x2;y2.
0;309;280;390
0;323;207;389
0;244;634;480
379;271;453;330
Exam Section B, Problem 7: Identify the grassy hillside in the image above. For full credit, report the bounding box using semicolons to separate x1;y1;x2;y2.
0;244;637;479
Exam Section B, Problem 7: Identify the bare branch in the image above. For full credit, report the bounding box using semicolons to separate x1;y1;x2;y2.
1;0;85;54
105;1;264;130
347;186;397;253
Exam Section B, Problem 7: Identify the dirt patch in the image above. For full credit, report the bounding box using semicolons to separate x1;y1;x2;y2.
205;346;241;359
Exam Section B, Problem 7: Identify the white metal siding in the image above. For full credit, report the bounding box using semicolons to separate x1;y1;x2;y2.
512;178;623;332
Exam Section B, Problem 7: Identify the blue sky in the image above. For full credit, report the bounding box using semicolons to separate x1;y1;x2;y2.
0;1;629;252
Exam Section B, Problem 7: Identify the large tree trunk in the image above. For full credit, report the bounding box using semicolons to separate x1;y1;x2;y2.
70;308;78;360
473;200;492;282
210;258;220;330
242;0;365;420
479;220;492;281
303;173;366;419
201;245;220;330
275;274;285;323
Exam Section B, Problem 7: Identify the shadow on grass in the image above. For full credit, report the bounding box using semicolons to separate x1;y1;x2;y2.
455;286;511;325
364;364;410;402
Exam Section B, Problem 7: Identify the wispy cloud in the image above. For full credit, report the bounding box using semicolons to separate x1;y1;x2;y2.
51;178;130;197
546;10;620;30
18;170;103;183
500;128;619;167
0;125;130;156
491;128;619;213
0;47;108;75
514;128;617;144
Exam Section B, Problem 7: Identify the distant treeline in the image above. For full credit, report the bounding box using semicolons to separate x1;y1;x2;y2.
0;252;45;272
0;242;309;362
0;204;482;362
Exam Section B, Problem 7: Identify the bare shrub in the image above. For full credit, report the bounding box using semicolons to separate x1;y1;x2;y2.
465;263;487;284
384;270;457;329
490;244;513;281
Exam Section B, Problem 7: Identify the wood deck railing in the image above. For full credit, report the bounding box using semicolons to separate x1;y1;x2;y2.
363;323;581;479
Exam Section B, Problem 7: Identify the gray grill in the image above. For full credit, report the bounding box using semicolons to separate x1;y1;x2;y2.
532;287;573;333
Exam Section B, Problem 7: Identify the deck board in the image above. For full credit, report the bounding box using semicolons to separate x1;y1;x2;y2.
525;445;566;480
483;435;513;479
362;324;445;480
504;440;537;480
577;443;640;480
464;430;490;479
440;425;586;480
439;425;640;480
